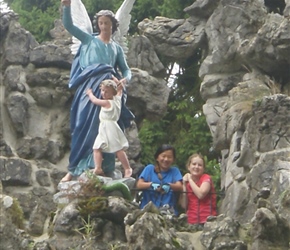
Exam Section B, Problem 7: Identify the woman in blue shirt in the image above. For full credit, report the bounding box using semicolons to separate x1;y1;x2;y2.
136;144;183;214
60;0;134;181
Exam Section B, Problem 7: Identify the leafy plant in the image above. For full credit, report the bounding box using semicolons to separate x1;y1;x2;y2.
74;215;101;249
109;242;123;250
75;215;94;238
28;241;35;250
77;196;109;217
7;198;24;229
74;170;105;198
279;188;290;207
7;0;60;42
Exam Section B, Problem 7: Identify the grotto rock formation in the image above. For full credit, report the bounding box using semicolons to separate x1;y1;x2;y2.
1;0;290;249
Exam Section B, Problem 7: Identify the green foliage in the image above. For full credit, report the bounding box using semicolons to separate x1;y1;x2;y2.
7;0;60;42
77;197;108;217
6;0;195;41
7;198;24;229
74;215;101;249
28;242;35;250
159;0;194;19
75;215;94;238
139;53;215;168
128;0;194;34
138;118;169;165
109;243;122;250
139;52;221;193
279;187;290;207
205;158;221;194
171;236;182;248
82;0;115;19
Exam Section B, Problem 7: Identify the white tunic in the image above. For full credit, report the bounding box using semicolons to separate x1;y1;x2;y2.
93;96;129;152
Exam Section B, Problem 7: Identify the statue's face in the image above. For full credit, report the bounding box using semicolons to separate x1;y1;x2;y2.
100;85;115;100
97;16;113;35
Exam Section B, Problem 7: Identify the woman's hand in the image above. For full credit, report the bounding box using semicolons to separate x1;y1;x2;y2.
117;81;124;90
61;0;71;7
112;76;127;88
119;78;127;86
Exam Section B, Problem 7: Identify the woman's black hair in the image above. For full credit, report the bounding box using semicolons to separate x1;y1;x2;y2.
154;144;176;160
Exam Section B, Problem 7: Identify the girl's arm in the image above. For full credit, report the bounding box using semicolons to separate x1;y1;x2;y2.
86;89;110;108
188;178;211;200
112;76;124;97
179;182;187;209
136;178;152;190
116;81;124;97
168;180;183;192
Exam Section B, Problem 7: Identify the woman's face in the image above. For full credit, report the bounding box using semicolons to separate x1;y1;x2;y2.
188;156;204;177
156;149;175;171
98;16;112;35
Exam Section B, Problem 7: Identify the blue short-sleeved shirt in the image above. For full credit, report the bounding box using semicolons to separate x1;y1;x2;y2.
139;164;183;214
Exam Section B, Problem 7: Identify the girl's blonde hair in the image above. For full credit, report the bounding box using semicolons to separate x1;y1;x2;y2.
186;153;206;169
100;79;117;95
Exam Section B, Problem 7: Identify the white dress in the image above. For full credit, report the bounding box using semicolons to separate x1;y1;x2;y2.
93;96;129;153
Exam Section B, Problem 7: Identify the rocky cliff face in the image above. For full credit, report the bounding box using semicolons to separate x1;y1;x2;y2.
1;0;290;249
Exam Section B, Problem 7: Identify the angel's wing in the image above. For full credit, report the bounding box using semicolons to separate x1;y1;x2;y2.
113;0;136;55
70;0;93;55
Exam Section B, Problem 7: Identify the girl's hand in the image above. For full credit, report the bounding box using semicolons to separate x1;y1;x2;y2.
86;88;93;96
61;0;71;7
183;173;190;182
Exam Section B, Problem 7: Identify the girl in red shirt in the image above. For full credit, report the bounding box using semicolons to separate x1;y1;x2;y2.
180;153;217;224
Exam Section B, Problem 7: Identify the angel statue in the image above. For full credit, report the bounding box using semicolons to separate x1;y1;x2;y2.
60;0;135;182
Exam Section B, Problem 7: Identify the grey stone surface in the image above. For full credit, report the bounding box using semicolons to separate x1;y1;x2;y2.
0;1;290;248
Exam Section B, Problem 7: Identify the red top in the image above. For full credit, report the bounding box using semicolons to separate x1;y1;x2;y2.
186;174;217;224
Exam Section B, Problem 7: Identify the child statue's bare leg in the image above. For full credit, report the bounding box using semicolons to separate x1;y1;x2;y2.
116;150;132;177
93;149;104;175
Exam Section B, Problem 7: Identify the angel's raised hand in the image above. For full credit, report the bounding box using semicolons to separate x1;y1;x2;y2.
112;76;119;84
61;0;71;7
117;81;123;90
120;78;127;85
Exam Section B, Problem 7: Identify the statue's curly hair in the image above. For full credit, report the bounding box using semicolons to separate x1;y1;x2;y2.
92;10;119;34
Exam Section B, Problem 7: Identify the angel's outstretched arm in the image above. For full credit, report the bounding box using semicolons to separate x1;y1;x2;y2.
62;5;92;45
